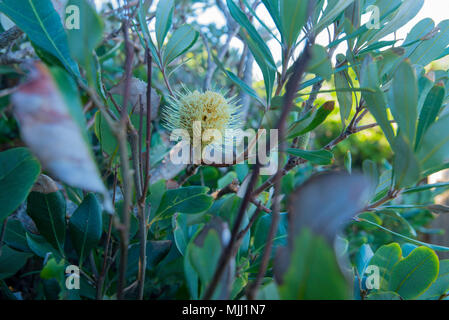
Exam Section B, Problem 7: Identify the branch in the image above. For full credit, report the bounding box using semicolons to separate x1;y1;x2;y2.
116;20;135;300
0;26;23;50
247;36;314;300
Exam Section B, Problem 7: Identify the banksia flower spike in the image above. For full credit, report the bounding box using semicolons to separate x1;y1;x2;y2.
162;88;242;150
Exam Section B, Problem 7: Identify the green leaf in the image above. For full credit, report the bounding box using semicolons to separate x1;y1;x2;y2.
0;0;80;77
218;171;238;189
254;212;288;253
406;20;449;67
415;83;445;149
69;193;102;265
280;0;308;47
0;148;41;221
94;111;118;162
155;0;174;48
0;245;32;279
188;229;222;287
420;260;449;300
392;135;420;188
261;0;283;41
163;24;198;66
307;45;332;81
125;240;172;278
227;0;276;105
360;55;395;147
155;186;213;219
25;232;60;258
149;179;166;214
276;173;372;299
367;243;402;290
417;114;449;172
315;0;355;33
276;228;350;299
388;60;418;145
389;246;439;299
334;68;353;126
4;219;29;252
66;0;104;86
367;0;424;46
286;101;334;139
286;148;334;165
138;0;162;68
27;191;66;254
212;53;266;107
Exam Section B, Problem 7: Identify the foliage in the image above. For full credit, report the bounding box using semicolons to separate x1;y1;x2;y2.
0;0;449;301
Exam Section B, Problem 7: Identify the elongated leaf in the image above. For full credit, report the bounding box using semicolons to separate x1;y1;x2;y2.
261;0;282;40
156;186;213;218
0;0;79;77
0;148;40;221
367;0;424;45
69;194;102;265
315;0;354;33
334;66;353;127
280;0;308;47
27;190;66;253
407;20;449;67
212;53;266;107
286;101;334;139
227;0;276;105
66;0;103;86
388;60;418;145
155;0;174;48
138;0;162;68
360;55;395;146
163;24;198;66
392;135;420;188
415;83;445;149
286;148;334;165
389;246;439;299
417;114;449;172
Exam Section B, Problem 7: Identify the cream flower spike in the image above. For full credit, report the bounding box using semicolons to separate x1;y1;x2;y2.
162;88;242;150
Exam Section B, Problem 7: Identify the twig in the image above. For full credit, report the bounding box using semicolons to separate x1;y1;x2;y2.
141;49;153;201
96;168;118;299
178;164;200;186
136;48;153;300
116;20;135;300
0;26;23;50
213;179;271;213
